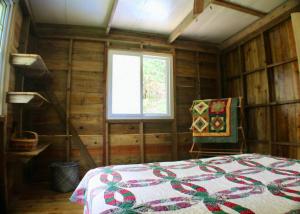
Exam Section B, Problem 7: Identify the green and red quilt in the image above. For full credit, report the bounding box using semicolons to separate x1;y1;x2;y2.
70;154;300;213
191;98;238;143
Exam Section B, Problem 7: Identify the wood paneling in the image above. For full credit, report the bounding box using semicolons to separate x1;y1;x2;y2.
176;49;219;157
0;117;7;213
291;13;300;73
21;32;220;178
245;71;269;105
247;108;269;142
222;18;300;159
243;36;264;72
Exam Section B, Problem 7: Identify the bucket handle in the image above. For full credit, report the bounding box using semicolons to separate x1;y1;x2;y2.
12;131;38;140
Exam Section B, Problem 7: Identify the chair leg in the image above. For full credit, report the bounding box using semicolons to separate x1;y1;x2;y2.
189;142;201;159
189;141;196;153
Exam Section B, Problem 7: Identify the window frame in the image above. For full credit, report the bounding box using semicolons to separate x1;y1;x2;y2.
0;0;13;115
107;49;174;120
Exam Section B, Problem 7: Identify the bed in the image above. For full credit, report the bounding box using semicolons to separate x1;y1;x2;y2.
70;154;300;214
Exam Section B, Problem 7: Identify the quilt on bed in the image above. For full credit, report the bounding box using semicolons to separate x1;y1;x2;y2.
70;154;300;214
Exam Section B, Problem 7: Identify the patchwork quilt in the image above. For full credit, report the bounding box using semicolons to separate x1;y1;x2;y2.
70;154;300;214
191;98;238;143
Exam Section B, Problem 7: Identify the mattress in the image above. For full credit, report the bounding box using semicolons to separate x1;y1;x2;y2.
70;154;300;214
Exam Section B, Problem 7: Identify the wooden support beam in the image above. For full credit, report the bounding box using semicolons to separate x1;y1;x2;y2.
172;49;178;161
289;13;300;157
66;39;73;161
222;0;300;50
211;0;266;18
291;13;300;74
45;90;97;169
168;0;209;43
18;16;30;53
238;46;248;152
103;42;108;166
194;0;205;14
106;0;118;34
15;15;31;136
36;24;219;53
139;122;144;163
196;52;200;98
22;0;38;35
216;54;222;97
105;122;109;165
260;33;273;155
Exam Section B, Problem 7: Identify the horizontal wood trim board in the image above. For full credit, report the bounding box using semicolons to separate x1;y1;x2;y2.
107;120;175;124
245;99;300;109
225;57;298;79
266;57;298;68
36;25;219;54
247;141;300;147
247;139;269;144
212;0;266;18
243;67;265;76
272;142;300;146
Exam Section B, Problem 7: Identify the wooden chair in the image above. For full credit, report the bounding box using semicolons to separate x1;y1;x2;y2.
189;97;246;158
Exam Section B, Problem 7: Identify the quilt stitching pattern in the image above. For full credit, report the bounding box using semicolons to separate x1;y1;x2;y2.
70;154;300;214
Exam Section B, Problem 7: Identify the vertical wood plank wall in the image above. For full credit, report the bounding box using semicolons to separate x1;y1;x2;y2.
222;17;300;159
26;38;219;178
0;116;7;212
176;50;219;159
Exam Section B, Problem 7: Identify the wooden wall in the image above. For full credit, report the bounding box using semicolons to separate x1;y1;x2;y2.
176;50;219;159
24;36;220;178
222;17;300;159
0;116;7;212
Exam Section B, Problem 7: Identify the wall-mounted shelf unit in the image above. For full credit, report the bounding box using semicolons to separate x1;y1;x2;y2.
7;143;50;163
10;53;51;78
7;53;51;155
7;92;49;106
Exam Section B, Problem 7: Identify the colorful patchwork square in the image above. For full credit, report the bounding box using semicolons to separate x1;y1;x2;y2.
192;116;208;133
209;100;228;114
193;101;208;115
209;116;226;132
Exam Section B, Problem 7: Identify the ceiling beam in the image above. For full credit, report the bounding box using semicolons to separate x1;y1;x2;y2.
168;11;198;43
106;0;118;34
168;0;209;43
221;0;300;50
211;0;267;18
194;0;205;14
35;24;220;53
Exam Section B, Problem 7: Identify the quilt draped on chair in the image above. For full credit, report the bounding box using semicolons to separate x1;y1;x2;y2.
190;97;239;143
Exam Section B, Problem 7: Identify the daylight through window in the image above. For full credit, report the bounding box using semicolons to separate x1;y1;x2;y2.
107;50;173;119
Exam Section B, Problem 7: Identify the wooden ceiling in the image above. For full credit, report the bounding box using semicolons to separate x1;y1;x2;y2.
27;0;289;45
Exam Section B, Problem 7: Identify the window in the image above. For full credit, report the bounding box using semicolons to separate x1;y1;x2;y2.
0;0;11;65
107;50;173;119
0;0;12;115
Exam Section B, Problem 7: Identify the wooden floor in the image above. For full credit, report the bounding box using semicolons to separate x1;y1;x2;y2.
10;183;83;214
